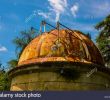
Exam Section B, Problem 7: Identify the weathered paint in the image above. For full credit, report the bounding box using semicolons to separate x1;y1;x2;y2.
18;29;104;66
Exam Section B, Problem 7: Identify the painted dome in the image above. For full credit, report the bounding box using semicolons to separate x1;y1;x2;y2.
18;29;104;67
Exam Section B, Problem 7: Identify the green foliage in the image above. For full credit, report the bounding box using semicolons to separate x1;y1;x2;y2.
7;59;18;69
0;72;10;90
7;27;37;69
3;27;37;90
0;64;10;90
13;28;36;58
86;33;91;40
95;15;110;66
95;15;110;38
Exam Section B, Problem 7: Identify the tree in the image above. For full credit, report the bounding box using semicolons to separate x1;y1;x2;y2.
7;59;18;69
85;33;91;40
13;27;37;58
0;63;10;90
95;15;110;67
8;27;37;69
0;27;38;90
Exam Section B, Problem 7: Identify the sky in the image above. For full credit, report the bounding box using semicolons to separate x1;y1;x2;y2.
0;0;110;67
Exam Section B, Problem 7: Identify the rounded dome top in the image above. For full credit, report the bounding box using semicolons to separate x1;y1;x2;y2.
18;29;104;67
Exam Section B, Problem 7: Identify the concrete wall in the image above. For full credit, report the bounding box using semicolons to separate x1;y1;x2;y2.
10;64;110;91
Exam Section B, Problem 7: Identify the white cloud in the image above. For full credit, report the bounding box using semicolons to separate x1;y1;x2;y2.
37;0;80;22
70;4;79;17
38;0;68;22
48;0;67;21
0;45;7;52
38;11;50;19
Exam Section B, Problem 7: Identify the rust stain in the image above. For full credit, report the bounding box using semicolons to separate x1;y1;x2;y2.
18;29;104;67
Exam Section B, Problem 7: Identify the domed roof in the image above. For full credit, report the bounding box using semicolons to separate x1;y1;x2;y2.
18;29;104;67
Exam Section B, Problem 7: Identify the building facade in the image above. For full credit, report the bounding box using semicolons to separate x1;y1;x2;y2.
9;29;110;91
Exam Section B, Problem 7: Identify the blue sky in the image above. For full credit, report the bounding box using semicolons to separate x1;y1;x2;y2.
0;0;110;67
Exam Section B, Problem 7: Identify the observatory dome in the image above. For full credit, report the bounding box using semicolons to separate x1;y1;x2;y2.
18;29;104;67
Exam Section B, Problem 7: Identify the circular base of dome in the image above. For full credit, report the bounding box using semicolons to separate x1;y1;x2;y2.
18;56;94;67
8;62;110;91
